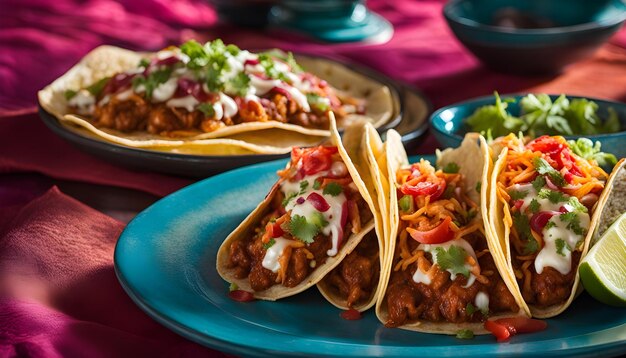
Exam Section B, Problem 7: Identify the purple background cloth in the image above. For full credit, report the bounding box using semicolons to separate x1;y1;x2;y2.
1;0;626;357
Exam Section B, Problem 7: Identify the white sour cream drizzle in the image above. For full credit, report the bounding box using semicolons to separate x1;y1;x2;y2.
68;89;95;115
475;291;489;312
151;77;178;103
413;238;478;288
166;95;198;112
261;237;292;273
509;183;590;275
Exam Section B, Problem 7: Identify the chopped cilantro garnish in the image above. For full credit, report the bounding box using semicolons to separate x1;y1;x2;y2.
555;238;570;257
258;53;282;80
442;162;460;174
442;185;455;199
559;212;586;236
286;51;303;73
538;189;567;204
132;68;172;99
475;181;482;193
456;329;475;339
533;157;566;187
567;196;588;213
399;195;413;212
86;76;111;97
289;213;326;244
466;303;476;315
435;245;469;278
523;239;539;255
138;58;151;68
467;208;478;221
299;180;309;193
531;175;546;192
180;40;210;70
197;103;216;118
528;199;541;214
306;93;330;112
263;238;276;250
545;220;556;229
281;192;297;207
225;44;241;56
228;72;250;97
313;179;322;190
64;89;77;101
323;182;343;196
509;189;529;201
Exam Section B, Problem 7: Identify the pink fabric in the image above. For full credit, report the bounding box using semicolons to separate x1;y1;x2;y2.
1;0;626;356
0;187;226;357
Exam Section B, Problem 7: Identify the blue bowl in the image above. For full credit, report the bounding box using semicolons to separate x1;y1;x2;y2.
430;93;626;160
443;0;626;74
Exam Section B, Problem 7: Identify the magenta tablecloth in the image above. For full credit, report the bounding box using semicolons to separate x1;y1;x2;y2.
1;0;626;356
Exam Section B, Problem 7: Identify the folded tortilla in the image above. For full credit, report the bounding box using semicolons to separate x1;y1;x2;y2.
488;138;617;318
375;131;526;334
38;45;395;155
216;114;376;299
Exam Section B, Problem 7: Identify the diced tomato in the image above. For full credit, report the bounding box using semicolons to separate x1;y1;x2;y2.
400;178;446;201
484;320;511;342
301;146;337;175
340;309;362;320
563;171;574;184
228;290;255;302
527;136;563;156
407;216;454;244
494;317;547;334
266;221;284;238
513;200;524;211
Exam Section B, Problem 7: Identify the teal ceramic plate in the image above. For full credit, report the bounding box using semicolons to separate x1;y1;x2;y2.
114;155;626;357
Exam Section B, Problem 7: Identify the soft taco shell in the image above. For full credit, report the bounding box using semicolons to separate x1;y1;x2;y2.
488;147;616;318
590;158;626;247
316;120;388;311
38;45;395;154
375;132;526;334
216;114;375;300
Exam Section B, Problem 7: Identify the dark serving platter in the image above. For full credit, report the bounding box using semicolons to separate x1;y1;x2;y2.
38;55;430;178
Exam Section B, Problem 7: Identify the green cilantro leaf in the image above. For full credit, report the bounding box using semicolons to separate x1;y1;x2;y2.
399;195;413;212
538;189;567;204
299;180;309;193
197;103;216;118
528;199;541;214
442;162;460;174
180;39;209;70
456;329;475;339
86;77;111;97
533;157;566;187
229;282;239;292
435;246;470;278
523;238;539;255
306;93;330;112
531;175;546;192
465;303;476;315
545;220;556;230
555;238;570;257
228;72;250;97
475;181;482;193
509;189;529;201
263;238;276;250
313;179;322;190
64;89;77;101
323;182;343;196
226;44;241;56
281;192;297;207
289;214;325;244
138;58;151;68
559;212;586;236
132;68;172;99
567;196;588;213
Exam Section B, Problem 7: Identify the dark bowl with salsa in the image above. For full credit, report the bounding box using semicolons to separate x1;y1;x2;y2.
443;0;626;74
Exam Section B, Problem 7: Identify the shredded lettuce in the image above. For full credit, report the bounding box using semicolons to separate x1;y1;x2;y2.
567;138;617;167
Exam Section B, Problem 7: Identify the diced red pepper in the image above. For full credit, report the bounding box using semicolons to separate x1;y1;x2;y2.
484;320;511;342
267;221;284;239
228;290;255;302
340;309;362;320
407;216;454;244
494;317;548;334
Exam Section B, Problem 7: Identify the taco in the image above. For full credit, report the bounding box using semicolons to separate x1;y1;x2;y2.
375;131;526;335
216;115;376;299
38;40;394;154
316;121;389;311
488;134;610;318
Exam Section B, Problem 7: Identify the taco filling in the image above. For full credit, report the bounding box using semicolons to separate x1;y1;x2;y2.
384;160;519;327
226;145;372;291
495;135;608;307
64;39;364;137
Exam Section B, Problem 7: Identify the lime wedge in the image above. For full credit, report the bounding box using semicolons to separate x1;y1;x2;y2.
579;212;626;307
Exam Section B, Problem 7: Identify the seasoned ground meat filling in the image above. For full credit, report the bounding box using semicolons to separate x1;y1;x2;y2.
323;233;380;308
385;231;519;327
517;252;581;307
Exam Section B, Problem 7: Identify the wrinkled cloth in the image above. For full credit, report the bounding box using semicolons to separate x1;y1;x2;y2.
1;0;626;356
0;187;225;357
